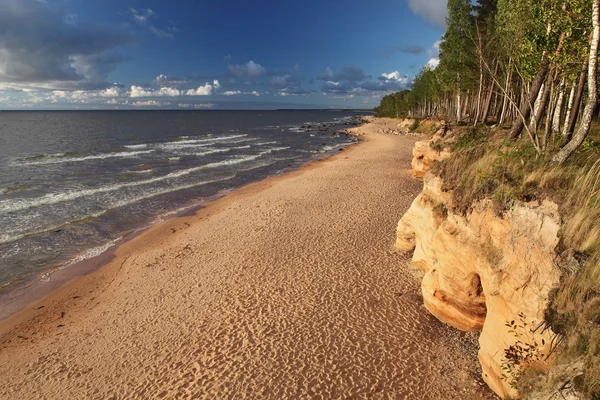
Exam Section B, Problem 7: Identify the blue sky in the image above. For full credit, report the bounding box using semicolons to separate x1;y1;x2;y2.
0;0;447;110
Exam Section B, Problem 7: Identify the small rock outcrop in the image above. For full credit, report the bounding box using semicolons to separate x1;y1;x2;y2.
411;137;452;179
396;141;562;398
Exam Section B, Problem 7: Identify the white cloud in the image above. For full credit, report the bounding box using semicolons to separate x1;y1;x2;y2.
130;85;176;97
185;80;219;96
221;90;260;97
131;8;154;23
405;0;447;29
178;103;215;109
50;87;122;103
426;58;440;69
130;85;181;97
130;8;175;38
131;100;163;107
227;61;266;78
381;71;402;81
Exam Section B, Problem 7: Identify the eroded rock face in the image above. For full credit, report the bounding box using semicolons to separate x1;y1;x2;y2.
397;169;562;398
411;138;452;179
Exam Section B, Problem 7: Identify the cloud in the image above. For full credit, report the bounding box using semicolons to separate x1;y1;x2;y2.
154;74;188;87
321;70;411;97
227;61;266;78
178;103;215;109
130;85;181;97
130;8;176;39
405;0;448;29
317;66;367;83
51;87;122;102
0;0;131;90
269;74;302;90
131;100;165;107
426;58;440;69
377;71;411;89
185;80;220;96
130;80;220;97
221;90;260;96
130;8;154;23
276;88;313;97
378;45;426;57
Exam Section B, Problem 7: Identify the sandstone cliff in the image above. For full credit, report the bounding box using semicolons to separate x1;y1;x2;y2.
397;139;562;398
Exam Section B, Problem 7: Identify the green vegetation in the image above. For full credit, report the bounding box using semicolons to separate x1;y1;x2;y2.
375;0;600;396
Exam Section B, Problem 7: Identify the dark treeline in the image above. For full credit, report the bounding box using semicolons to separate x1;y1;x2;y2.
376;0;600;164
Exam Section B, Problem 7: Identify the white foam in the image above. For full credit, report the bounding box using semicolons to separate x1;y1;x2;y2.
59;237;122;270
124;144;149;149
231;145;251;150
0;210;107;245
0;151;270;214
255;141;277;146
109;175;236;210
190;148;231;157
157;142;214;151
170;134;246;145
14;150;154;166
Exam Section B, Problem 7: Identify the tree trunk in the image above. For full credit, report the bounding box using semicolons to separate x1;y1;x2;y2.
564;58;589;142
543;75;558;150
508;59;549;139
482;61;499;124
474;59;484;125
530;83;545;132
499;58;513;126
562;80;577;136
552;77;566;133
553;0;599;164
534;72;554;132
509;31;566;140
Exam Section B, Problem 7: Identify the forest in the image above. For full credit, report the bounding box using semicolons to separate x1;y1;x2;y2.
376;1;600;397
376;0;600;164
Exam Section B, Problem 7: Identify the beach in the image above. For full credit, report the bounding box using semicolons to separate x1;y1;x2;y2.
0;121;494;399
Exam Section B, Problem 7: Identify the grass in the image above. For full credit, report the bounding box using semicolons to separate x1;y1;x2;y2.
430;122;600;398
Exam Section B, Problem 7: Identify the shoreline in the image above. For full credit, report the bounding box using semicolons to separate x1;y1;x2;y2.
0;119;495;399
0;133;360;322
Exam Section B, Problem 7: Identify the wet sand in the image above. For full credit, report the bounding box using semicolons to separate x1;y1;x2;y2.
0;122;495;399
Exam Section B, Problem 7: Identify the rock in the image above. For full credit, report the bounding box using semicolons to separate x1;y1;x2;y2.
396;169;562;399
411;140;451;179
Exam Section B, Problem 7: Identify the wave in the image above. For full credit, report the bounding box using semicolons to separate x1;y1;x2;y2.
231;145;251;150
124;144;149;149
189;148;231;157
0;211;105;245
265;146;291;153
108;174;235;210
14;150;154;166
156;142;214;151
0;152;270;214
171;134;247;145
0;173;237;245
255;141;277;146
49;237;123;276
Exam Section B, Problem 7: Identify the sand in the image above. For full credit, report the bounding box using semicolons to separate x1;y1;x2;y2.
0;120;496;399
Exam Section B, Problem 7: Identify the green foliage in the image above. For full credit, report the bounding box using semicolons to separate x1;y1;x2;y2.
409;119;420;131
501;313;546;390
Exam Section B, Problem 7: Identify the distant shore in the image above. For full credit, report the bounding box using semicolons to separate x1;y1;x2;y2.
0;119;494;399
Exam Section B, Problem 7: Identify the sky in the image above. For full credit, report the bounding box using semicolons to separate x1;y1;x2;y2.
0;0;447;110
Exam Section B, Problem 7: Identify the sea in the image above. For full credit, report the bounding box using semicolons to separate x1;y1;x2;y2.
0;110;368;302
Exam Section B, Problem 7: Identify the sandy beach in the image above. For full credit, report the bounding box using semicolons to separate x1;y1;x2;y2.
0;120;495;399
